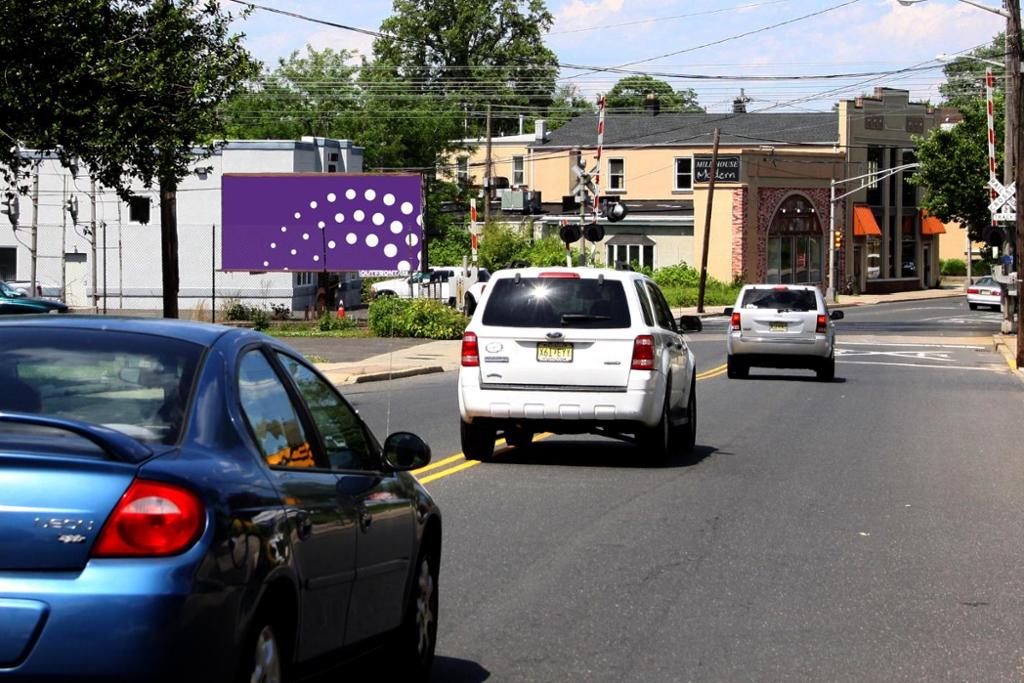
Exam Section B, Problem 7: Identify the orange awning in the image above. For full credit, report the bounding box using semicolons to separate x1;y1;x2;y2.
853;205;882;237
921;210;946;235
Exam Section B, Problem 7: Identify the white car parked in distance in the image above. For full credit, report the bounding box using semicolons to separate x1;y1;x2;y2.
726;284;843;381
458;266;702;463
967;276;1002;311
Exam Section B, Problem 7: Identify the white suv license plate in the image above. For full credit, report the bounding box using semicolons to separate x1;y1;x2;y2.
537;342;573;363
769;322;787;332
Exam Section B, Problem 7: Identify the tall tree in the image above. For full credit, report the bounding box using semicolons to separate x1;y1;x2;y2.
0;0;256;318
547;83;595;130
914;95;1003;241
372;0;559;135
605;75;703;113
224;47;361;140
939;33;1006;107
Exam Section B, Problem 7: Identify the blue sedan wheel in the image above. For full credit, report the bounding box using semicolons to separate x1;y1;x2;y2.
249;625;282;683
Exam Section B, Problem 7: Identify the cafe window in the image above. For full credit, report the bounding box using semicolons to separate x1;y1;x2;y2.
0;247;14;280
607;241;654;269
608;158;625;191
674;158;693;191
766;195;822;284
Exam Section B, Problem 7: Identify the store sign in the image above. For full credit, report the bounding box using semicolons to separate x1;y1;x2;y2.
694;156;741;183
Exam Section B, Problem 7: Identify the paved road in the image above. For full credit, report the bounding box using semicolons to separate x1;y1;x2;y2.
337;297;1024;681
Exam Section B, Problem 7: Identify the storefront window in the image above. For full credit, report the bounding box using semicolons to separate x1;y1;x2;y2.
901;215;918;278
766;195;823;284
866;236;882;280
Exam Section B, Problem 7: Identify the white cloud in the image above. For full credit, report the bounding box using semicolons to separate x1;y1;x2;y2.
307;28;375;61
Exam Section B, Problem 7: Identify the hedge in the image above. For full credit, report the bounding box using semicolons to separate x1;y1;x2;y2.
368;297;468;339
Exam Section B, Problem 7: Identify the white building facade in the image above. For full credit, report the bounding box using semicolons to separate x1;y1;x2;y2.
0;136;364;315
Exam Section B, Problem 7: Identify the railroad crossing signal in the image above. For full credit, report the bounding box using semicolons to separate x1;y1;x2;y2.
571;163;597;201
989;178;1016;222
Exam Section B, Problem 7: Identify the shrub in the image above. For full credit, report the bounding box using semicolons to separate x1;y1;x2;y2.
223;299;249;321
368;297;467;339
940;258;967;276
317;312;358;332
270;303;291;321
250;307;270;331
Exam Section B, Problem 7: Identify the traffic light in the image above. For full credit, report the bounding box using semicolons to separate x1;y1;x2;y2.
833;229;842;250
985;226;1005;250
65;195;79;226
1;191;19;227
559;222;581;244
605;201;628;222
584;222;604;243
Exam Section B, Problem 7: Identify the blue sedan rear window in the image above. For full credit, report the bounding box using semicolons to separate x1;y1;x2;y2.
0;329;203;445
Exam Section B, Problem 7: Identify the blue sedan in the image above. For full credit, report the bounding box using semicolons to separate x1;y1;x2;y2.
0;317;441;682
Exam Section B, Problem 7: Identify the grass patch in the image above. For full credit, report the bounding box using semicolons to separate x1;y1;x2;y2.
265;327;371;339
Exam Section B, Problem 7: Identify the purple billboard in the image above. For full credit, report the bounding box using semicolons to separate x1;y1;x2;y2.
221;174;423;273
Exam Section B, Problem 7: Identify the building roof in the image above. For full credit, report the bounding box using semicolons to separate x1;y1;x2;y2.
537;112;839;148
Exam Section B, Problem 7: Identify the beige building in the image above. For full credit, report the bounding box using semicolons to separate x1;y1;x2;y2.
451;88;947;293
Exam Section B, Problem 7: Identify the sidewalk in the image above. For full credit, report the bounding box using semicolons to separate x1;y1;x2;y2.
318;287;970;385
993;334;1021;378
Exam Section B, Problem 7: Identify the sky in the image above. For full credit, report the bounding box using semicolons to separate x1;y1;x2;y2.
224;0;1006;113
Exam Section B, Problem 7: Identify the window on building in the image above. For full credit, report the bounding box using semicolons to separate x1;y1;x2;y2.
128;196;150;224
865;235;882;280
327;164;337;173
329;152;339;162
674;158;693;191
294;272;315;287
457;157;469;186
866;147;882;206
0;247;14;281
512;156;525;187
766;195;822;284
606;241;654;269
608;158;625;191
888;214;897;278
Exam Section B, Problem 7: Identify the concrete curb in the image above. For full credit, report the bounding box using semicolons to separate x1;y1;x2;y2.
351;365;445;384
831;290;965;310
992;336;1023;383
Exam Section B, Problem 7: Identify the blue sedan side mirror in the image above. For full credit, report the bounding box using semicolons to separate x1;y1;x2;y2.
382;432;431;471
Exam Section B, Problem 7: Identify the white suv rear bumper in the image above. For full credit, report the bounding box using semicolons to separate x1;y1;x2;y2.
727;332;833;358
458;370;667;428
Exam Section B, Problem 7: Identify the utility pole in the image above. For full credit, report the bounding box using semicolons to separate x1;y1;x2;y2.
483;104;493;223
30;165;39;296
90;179;98;312
697;128;721;313
102;221;108;315
1011;0;1024;368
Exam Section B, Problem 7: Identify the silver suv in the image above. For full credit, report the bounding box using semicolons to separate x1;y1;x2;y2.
458;267;702;462
725;284;843;381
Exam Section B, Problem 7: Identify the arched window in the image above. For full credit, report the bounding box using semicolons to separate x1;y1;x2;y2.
766;195;823;284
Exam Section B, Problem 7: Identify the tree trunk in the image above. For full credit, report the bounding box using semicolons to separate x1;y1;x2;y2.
160;176;179;319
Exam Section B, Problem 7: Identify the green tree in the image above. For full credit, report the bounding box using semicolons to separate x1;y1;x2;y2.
914;95;1002;241
547;83;595;130
0;1;256;318
372;0;560;135
224;47;361;140
605;75;703;113
939;33;1006;107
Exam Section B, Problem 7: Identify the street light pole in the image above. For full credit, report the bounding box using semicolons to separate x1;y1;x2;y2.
1010;0;1024;367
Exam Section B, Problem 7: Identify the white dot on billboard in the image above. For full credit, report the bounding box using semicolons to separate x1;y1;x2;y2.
405;233;418;247
384;244;397;258
302;233;309;240
346;233;357;245
318;221;325;229
365;234;379;247
401;202;413;215
309;201;317;209
365;189;376;201
263;261;269;267
354;210;365;222
313;255;320;262
383;193;395;206
290;249;297;255
334;213;344;223
416;214;423;226
281;226;287;232
270;242;276;249
346;189;356;200
398;260;410;271
372;213;385;226
390;221;403;234
327;193;336;202
293;212;301;219
328;240;337;249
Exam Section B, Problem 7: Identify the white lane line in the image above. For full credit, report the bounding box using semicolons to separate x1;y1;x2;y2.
837;360;1006;372
836;341;986;350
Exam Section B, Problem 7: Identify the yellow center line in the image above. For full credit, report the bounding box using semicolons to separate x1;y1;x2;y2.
417;362;729;485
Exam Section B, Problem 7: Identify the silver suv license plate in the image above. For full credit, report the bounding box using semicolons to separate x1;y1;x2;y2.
537;342;573;362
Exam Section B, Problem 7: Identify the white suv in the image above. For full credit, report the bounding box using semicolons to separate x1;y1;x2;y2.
725;284;843;381
458;267;701;462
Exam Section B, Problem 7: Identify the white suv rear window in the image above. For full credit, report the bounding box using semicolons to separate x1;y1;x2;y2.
482;277;631;328
741;288;817;311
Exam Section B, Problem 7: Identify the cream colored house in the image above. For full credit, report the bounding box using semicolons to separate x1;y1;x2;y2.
449;88;948;293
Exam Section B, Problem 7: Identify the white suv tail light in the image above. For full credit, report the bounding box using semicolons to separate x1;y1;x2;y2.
631;335;655;370
461;332;480;367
